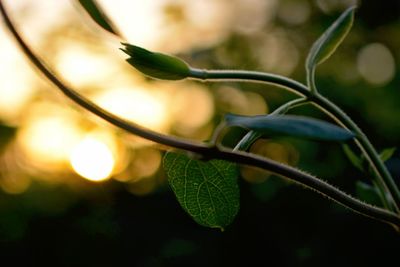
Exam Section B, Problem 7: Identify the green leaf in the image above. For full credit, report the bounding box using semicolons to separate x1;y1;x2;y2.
342;144;363;170
306;6;356;70
77;0;119;36
121;43;190;80
225;114;355;142
163;152;239;230
355;181;382;206
380;147;396;162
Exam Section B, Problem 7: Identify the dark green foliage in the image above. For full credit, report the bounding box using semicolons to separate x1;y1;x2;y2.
343;144;363;170
356;181;382;206
380;148;396;162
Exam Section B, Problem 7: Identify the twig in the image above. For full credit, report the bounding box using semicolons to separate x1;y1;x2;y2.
189;68;400;212
1;1;399;229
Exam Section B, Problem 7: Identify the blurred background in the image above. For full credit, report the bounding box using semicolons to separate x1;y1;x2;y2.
0;0;399;266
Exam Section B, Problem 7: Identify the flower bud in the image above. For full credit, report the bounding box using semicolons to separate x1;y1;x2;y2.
121;43;190;80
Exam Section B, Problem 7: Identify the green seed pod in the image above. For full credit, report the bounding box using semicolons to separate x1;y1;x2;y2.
121;43;190;80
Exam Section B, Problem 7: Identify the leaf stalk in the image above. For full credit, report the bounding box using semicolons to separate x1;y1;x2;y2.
1;1;399;229
189;68;400;213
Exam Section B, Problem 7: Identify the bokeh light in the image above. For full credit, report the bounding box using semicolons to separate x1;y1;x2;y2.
357;43;395;86
216;86;268;115
253;31;300;75
17;102;83;171
233;0;277;34
1;1;400;264
171;85;214;132
0;0;398;200
55;42;118;88
0;172;31;195
126;176;159;196
98;0;232;52
0;29;36;124
70;137;115;182
94;87;169;132
129;148;162;181
241;139;298;184
277;0;311;25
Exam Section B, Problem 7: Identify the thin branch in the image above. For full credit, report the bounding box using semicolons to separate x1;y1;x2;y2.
1;1;399;229
190;68;311;97
233;131;262;152
314;93;400;212
0;1;208;155
270;98;309;116
306;66;318;94
209;121;227;147
189;68;400;213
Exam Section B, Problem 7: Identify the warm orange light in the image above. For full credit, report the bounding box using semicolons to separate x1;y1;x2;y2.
97;0;164;47
172;85;214;130
0;173;31;195
0;29;36;123
17;104;83;170
70;137;115;182
55;43;117;87
216;86;268;116
95;87;169;131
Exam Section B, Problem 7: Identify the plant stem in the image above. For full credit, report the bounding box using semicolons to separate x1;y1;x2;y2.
0;2;210;156
313;93;399;212
189;68;400;212
209;121;227;147
233;131;262;151
217;146;400;231
270;98;309;115
1;1;399;229
307;67;318;94
189;68;310;96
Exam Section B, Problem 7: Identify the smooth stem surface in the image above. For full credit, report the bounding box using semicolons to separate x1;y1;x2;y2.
190;68;310;96
2;1;399;229
233;131;262;151
209;121;227;147
270;98;309;115
307;67;318;93
190;68;400;212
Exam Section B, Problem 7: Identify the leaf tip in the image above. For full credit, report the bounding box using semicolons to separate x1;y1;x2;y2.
306;4;357;73
78;0;120;36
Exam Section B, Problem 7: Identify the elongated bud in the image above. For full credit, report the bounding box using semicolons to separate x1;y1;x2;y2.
121;43;190;80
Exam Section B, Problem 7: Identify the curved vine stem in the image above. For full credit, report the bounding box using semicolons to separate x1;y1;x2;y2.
233;131;262;152
307;66;318;94
270;98;309;116
1;1;399;229
189;68;400;213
